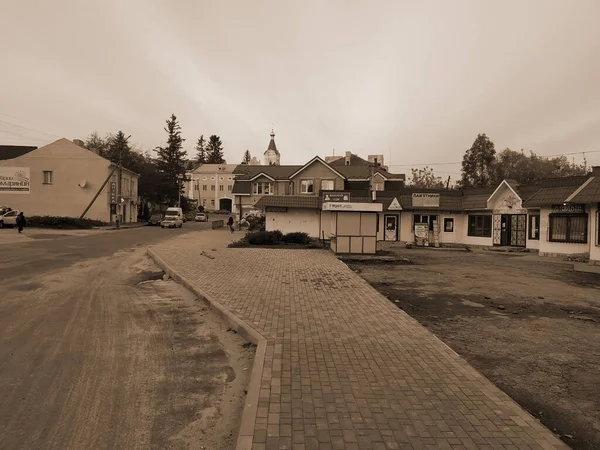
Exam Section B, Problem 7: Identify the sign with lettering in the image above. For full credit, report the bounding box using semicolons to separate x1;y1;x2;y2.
323;192;350;203
0;167;30;194
109;182;117;204
552;204;584;213
388;197;402;210
266;206;288;213
322;202;383;212
414;223;429;238
412;193;439;208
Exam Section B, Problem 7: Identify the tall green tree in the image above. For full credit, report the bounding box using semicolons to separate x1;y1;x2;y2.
493;148;589;184
154;114;187;204
195;135;207;164
242;149;251;164
409;166;446;189
85;131;112;159
206;135;225;164
460;133;497;188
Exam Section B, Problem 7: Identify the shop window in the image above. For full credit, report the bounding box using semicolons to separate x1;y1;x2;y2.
549;214;587;243
43;170;53;184
412;214;439;232
301;180;314;194
468;215;492;237
529;214;540;240
320;179;334;191
444;218;454;232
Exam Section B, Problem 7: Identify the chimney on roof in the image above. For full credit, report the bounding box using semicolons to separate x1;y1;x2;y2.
345;151;352;166
73;139;86;148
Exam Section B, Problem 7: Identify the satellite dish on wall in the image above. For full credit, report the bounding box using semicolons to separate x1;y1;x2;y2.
78;180;87;188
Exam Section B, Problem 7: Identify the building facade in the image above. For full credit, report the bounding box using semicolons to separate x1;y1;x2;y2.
0;138;139;223
187;163;238;212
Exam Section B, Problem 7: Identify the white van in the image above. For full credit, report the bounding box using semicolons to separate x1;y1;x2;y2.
161;207;184;228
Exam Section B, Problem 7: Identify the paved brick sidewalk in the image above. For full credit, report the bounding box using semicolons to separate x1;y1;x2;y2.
150;230;568;450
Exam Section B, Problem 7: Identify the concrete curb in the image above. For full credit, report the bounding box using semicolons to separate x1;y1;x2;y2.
146;246;266;450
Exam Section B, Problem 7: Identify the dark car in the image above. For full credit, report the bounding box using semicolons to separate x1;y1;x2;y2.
148;212;163;226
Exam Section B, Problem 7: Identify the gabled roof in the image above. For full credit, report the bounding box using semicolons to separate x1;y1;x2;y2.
289;156;347;180
249;172;275;181
522;186;578;207
0;145;38;160
335;165;405;180
255;195;321;209
233;164;302;180
487;179;522;207
565;176;600;204
329;154;370;166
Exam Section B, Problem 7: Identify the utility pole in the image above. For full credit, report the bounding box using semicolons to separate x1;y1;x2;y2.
117;148;122;228
446;176;451;190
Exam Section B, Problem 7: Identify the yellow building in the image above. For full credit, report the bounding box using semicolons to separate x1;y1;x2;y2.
0;138;139;223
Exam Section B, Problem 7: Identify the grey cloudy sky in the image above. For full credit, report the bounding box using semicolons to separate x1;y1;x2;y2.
2;0;599;178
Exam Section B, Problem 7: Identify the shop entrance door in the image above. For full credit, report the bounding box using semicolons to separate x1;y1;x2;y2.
384;215;398;241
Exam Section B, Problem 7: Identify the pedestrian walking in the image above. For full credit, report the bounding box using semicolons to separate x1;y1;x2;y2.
16;212;26;234
228;216;235;233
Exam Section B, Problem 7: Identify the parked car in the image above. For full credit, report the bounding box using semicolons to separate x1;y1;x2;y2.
194;212;209;222
148;212;163;226
0;206;12;216
161;207;184;228
0;210;19;228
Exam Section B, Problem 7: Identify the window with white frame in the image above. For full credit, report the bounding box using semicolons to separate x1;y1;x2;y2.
320;179;334;191
301;180;314;194
43;170;53;184
203;185;207;191
253;182;273;195
211;199;215;207
228;185;232;192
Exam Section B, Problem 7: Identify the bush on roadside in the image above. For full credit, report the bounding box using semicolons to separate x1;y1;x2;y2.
281;232;310;245
246;230;283;245
26;216;108;229
247;215;266;231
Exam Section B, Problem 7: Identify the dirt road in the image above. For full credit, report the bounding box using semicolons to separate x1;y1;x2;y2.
352;248;600;450
0;244;252;450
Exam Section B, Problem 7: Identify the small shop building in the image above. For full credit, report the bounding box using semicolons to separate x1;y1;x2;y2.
253;167;600;264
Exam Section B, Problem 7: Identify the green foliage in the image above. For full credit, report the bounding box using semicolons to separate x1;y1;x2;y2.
195;135;207;164
27;216;107;229
409;166;447;189
281;232;310;245
206;135;225;164
246;230;283;245
246;215;265;231
154;114;187;204
493;148;589;184
460;133;497;188
242;150;251;164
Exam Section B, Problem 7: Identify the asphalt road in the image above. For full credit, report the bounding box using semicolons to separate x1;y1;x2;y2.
0;221;247;450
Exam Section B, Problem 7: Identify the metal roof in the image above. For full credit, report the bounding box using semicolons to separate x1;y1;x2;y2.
255;195;322;209
0;145;38;160
567;176;600;204
521;186;578;207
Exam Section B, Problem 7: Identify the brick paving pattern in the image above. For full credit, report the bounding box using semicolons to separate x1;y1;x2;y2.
151;230;568;450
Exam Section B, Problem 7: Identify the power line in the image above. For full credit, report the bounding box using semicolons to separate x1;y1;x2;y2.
387;150;600;168
0;119;62;139
0;128;49;142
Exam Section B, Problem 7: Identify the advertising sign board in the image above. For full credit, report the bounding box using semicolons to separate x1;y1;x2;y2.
412;193;439;208
0;167;30;194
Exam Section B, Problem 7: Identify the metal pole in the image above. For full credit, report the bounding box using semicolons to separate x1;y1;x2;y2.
178;180;181;207
79;165;118;219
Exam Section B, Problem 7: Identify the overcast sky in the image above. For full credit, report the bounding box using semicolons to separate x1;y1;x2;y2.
1;0;599;178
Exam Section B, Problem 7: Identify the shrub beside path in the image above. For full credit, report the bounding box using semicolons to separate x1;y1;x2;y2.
149;229;569;450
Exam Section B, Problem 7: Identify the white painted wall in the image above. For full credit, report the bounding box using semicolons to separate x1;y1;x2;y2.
266;208;321;237
320;211;334;239
526;212;540;250
538;206;590;256
587;203;599;264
